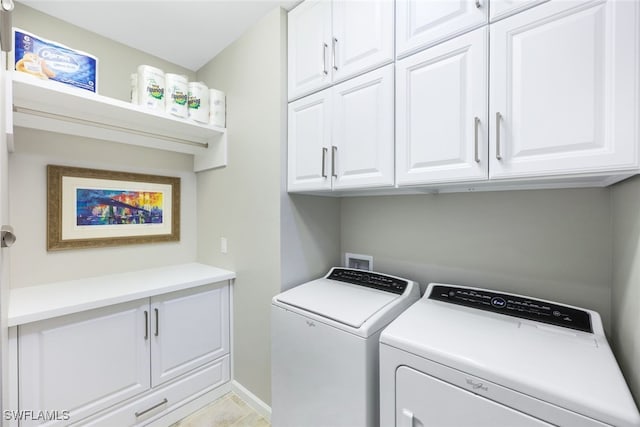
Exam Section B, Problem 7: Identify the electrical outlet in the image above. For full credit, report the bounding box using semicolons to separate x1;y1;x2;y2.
220;237;228;254
345;253;373;271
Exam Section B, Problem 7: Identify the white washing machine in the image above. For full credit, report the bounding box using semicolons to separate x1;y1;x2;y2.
380;283;640;427
271;268;420;427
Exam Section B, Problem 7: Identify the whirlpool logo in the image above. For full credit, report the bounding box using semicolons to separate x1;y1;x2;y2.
466;378;488;392
37;47;80;73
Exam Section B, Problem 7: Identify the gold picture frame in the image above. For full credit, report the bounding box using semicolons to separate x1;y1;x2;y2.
47;165;180;251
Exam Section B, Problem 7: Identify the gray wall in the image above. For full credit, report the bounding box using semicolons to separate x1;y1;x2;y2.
611;175;640;407
341;188;613;328
195;7;340;405
13;3;196;101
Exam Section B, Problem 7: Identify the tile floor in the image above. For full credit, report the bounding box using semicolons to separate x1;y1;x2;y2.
172;393;270;427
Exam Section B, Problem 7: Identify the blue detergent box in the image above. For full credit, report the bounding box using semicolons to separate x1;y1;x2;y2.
14;28;98;93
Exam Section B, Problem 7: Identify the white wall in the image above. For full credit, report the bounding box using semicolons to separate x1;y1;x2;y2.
611;175;640;407
341;188;613;328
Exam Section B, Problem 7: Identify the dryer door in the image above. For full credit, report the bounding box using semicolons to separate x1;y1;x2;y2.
396;366;552;426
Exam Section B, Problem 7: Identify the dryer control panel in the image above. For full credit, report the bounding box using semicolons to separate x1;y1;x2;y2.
429;285;592;333
328;268;408;295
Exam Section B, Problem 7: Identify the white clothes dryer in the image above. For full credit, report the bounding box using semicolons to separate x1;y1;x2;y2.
380;283;640;427
271;268;419;427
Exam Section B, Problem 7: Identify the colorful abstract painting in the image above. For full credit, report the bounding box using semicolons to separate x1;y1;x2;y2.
48;165;180;251
76;189;164;226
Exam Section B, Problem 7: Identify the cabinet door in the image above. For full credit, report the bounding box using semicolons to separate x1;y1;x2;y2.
288;0;332;100
332;0;394;83
19;300;150;426
288;88;333;192
490;0;640;180
150;283;229;387
397;28;488;186
396;0;487;59
489;0;549;22
332;64;395;190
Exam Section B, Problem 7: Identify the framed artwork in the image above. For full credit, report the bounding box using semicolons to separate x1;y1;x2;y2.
47;165;180;250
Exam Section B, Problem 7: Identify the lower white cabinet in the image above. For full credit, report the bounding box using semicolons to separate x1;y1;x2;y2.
17;282;230;426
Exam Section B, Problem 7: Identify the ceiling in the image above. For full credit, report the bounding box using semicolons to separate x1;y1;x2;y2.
18;0;300;71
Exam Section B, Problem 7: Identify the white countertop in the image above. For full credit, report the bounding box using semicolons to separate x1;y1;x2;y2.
8;263;235;327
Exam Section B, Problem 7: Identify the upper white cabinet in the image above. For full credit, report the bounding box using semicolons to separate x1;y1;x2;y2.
288;89;333;192
396;27;488;186
287;0;332;100
289;65;395;192
288;0;394;101
489;0;640;180
489;0;549;23
332;65;395;190
396;0;487;59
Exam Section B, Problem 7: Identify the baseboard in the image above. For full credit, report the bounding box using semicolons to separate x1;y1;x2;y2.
231;380;272;421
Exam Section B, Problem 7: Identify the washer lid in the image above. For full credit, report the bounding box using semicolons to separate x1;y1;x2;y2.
274;277;398;329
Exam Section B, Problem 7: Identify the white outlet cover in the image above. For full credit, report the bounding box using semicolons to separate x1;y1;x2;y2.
344;253;374;271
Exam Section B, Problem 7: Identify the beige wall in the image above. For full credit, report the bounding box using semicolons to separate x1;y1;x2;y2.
13;3;196;101
341;188;613;328
8;5;199;288
9;129;197;287
611;176;640;407
195;7;340;405
196;8;285;405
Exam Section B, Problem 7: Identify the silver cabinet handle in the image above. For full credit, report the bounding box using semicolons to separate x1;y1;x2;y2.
321;147;328;178
495;112;502;160
144;311;149;340
154;308;159;337
474;117;480;163
475;0;482;8
322;43;328;75
135;398;168;418
332;38;338;71
331;146;338;178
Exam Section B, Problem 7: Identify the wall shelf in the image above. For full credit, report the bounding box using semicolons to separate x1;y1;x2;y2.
11;72;227;172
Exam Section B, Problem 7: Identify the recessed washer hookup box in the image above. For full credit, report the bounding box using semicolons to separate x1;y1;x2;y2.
14;28;98;93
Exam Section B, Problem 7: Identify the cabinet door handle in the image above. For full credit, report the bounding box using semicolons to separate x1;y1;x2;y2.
400;408;415;427
321;147;328;178
144;310;149;340
154;308;159;337
332;38;338;71
495;112;502;160
135;398;168;418
474;117;480;163
475;0;482;8
322;43;328;75
331;145;338;178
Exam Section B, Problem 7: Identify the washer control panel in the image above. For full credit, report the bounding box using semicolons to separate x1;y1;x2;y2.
429;285;592;333
328;268;408;295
